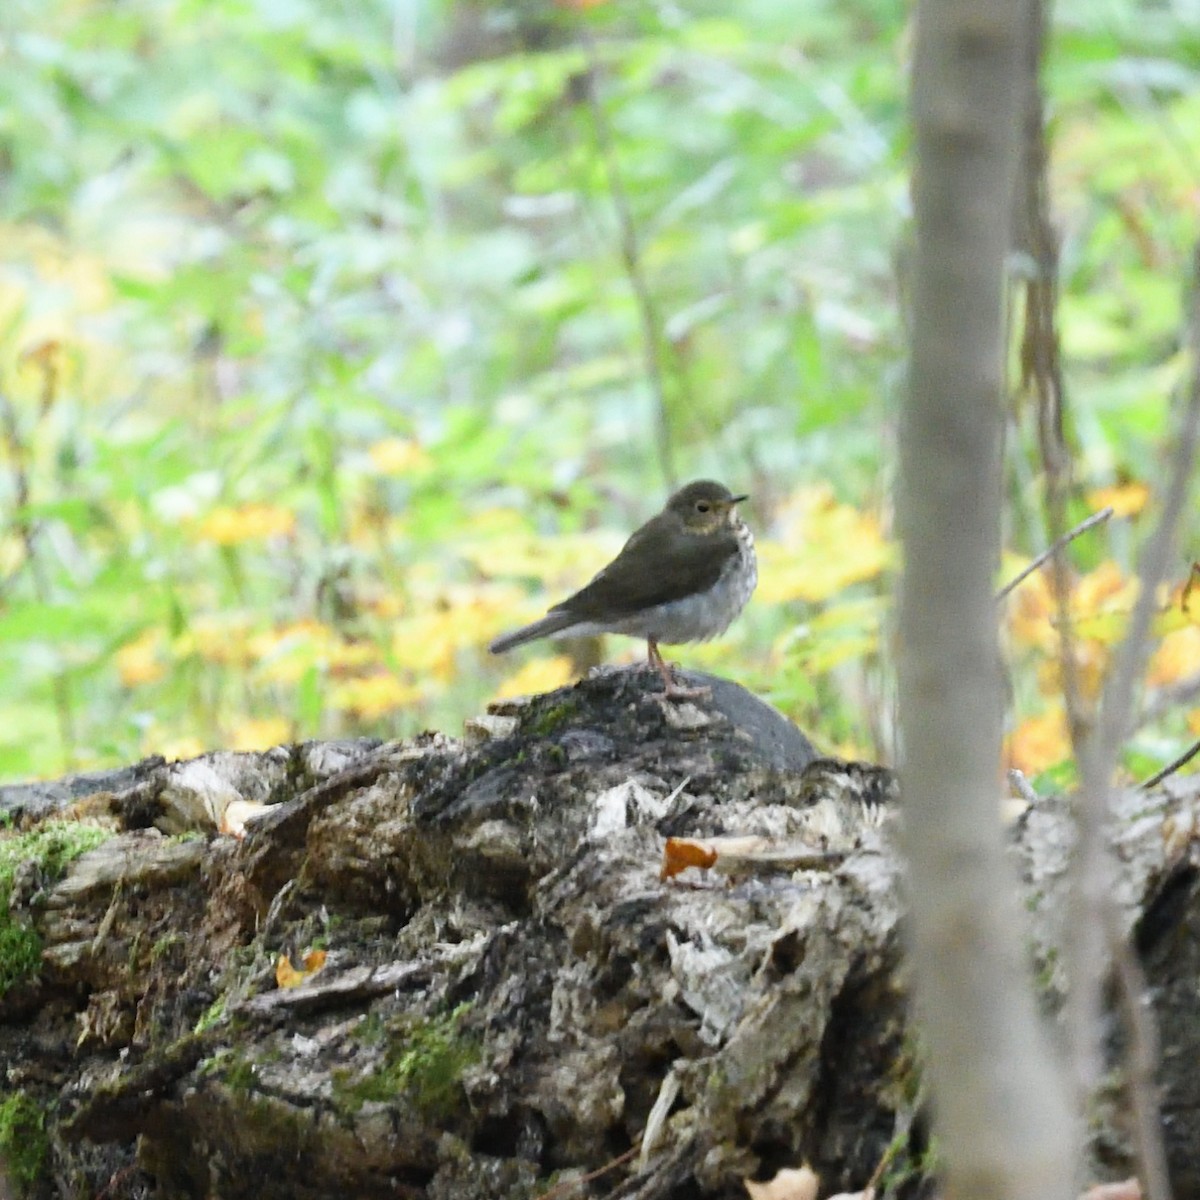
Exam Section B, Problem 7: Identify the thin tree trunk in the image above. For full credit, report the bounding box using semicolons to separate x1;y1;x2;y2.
898;2;1077;1196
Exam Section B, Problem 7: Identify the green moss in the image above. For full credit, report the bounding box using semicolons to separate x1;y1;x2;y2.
334;1003;481;1120
149;932;184;963
880;1132;940;1193
354;1011;386;1045
0;1091;48;1194
223;1056;257;1094
1034;945;1059;992
0;820;112;890
527;700;578;738
0;921;43;996
0;819;114;996
193;993;227;1034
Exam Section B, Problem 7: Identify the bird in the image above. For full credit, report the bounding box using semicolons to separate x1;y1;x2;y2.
489;479;757;693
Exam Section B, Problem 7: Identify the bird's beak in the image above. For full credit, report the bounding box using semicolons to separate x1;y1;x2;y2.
729;493;749;504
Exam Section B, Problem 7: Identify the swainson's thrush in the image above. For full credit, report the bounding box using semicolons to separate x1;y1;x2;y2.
489;480;757;690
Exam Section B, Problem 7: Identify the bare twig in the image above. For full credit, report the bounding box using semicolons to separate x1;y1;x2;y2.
1070;245;1200;1200
1012;0;1106;1111
1088;243;1200;807
995;506;1114;602
535;1145;637;1200
578;28;676;489
1008;768;1040;806
1014;17;1184;1195
1140;736;1200;791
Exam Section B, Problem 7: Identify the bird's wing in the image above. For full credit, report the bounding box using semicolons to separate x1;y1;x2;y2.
552;516;739;621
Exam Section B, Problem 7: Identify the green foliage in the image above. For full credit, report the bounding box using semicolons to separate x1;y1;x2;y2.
0;0;1196;781
0;820;111;995
0;1091;48;1195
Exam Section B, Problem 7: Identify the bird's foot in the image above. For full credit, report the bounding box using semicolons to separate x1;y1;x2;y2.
659;676;711;702
644;642;710;701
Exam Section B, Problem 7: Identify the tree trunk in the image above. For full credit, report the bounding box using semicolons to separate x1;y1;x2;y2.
898;2;1077;1196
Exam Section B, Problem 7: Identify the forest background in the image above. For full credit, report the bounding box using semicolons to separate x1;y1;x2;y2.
1;0;1197;788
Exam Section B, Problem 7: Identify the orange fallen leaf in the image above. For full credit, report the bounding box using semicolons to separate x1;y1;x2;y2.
275;949;327;989
661;837;718;880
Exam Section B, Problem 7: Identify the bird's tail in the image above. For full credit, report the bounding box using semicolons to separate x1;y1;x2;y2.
489;611;576;654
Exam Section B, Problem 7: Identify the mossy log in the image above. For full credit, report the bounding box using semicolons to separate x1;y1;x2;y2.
0;667;1194;1199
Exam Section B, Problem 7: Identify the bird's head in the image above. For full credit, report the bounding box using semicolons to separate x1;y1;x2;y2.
666;480;749;534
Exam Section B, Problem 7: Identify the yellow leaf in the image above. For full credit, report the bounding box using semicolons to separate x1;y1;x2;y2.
1148;626;1200;687
1188;709;1200;736
392;583;530;679
463;527;626;593
495;655;575;699
1087;481;1150;518
1007;570;1056;650
328;639;382;672
157;735;208;763
1036;640;1108;701
194;503;296;545
248;620;331;683
1007;561;1139;653
115;630;166;686
230;717;292;753
275;948;327;990
756;488;893;605
1008;708;1072;774
173;614;256;667
330;672;419;719
367;437;432;475
1074;560;1137;617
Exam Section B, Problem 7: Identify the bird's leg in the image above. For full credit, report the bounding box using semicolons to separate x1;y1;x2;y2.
646;638;710;701
647;638;673;690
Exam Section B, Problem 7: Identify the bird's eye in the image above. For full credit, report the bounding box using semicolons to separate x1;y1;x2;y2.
696;501;711;513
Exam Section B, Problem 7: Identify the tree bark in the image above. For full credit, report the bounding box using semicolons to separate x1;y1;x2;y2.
898;3;1077;1197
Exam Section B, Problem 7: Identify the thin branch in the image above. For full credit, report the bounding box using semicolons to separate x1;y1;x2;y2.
1012;0;1107;1111
1140;736;1200;791
578;29;676;490
1088;243;1200;780
1070;244;1200;1200
995;506;1114;602
535;1146;637;1200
